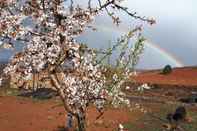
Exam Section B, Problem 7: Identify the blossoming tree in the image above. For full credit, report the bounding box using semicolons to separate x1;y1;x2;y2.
0;0;155;130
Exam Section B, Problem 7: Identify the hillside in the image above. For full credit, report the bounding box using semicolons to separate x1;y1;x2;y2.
133;67;197;87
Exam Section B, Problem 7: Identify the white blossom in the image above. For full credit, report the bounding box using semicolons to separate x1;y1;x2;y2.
113;74;118;81
137;83;151;92
0;78;2;86
119;123;124;131
125;86;130;90
0;1;148;128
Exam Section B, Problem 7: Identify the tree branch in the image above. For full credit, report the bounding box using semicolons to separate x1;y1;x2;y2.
97;0;155;24
50;73;75;115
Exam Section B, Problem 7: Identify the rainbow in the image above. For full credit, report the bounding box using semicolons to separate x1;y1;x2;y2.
145;40;184;67
92;24;184;67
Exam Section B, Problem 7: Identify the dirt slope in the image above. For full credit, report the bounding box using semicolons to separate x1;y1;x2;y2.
0;96;139;131
133;67;197;87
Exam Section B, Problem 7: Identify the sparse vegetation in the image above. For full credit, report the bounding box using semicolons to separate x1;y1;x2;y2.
122;103;197;131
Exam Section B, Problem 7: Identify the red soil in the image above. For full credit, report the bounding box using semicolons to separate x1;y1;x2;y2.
133;67;197;87
0;96;140;131
1;67;197;131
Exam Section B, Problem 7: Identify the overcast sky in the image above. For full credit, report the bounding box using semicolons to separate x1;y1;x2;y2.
78;0;197;69
124;0;197;67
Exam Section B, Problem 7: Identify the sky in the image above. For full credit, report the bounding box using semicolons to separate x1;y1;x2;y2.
124;0;197;68
0;0;196;69
77;0;197;69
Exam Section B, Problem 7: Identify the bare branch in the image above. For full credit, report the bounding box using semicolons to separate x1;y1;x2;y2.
97;0;155;25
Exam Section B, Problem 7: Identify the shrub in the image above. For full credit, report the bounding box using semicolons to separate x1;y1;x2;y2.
162;65;172;75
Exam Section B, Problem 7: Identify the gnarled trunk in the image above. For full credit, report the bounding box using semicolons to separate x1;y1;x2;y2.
76;111;86;131
50;73;87;131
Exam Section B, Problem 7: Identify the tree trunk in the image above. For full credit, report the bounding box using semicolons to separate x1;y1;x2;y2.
50;71;87;131
32;72;36;91
66;113;73;129
76;111;86;131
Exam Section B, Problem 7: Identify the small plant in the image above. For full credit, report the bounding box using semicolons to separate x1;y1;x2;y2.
161;65;172;75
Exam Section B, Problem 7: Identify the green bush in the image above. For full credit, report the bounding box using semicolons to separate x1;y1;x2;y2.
161;65;172;74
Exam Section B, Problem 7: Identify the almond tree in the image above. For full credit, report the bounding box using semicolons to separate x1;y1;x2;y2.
0;0;155;130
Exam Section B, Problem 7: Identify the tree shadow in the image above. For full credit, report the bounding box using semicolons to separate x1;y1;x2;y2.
57;126;72;131
179;94;197;104
18;88;58;100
